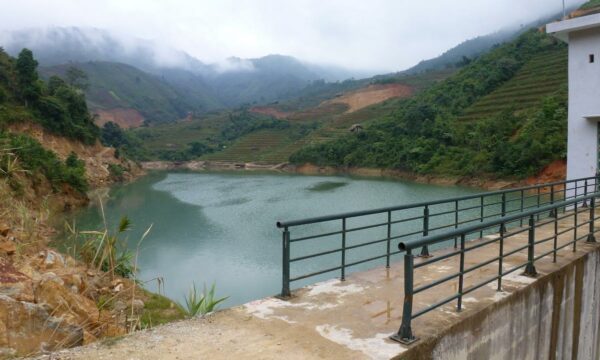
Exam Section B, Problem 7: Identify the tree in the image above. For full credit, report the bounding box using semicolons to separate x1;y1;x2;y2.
15;48;40;106
65;66;89;91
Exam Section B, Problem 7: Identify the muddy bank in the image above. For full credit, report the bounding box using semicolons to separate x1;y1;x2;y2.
141;160;560;191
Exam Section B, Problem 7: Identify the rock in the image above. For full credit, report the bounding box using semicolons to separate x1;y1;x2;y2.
0;239;16;256
0;260;34;302
83;331;97;345
34;275;100;329
0;225;10;238
39;250;66;269
40;272;64;286
132;299;145;315
0;295;83;356
0;347;17;357
113;300;127;313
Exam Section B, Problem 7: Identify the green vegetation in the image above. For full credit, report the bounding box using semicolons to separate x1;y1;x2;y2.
78;216;136;279
581;0;600;10
140;289;186;327
40;61;220;124
0;48;99;144
0;47;96;193
290;30;568;179
176;282;228;318
0;132;88;193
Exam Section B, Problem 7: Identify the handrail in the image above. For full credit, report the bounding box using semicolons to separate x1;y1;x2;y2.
277;175;598;298
390;191;599;345
399;192;597;251
277;175;596;228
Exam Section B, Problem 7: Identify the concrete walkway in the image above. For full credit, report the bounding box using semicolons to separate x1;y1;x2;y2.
35;211;600;360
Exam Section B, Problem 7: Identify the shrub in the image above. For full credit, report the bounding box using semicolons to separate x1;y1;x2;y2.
176;282;228;317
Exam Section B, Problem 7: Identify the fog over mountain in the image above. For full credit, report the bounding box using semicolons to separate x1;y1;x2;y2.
0;0;586;73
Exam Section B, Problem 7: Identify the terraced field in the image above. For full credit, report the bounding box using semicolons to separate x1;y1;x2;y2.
458;47;567;122
132;69;455;163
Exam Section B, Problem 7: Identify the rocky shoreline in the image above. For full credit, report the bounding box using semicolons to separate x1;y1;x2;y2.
141;160;529;190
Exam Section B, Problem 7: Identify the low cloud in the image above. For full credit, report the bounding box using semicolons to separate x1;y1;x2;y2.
0;0;587;73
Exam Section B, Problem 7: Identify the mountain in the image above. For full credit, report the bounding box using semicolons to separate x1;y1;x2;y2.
403;8;581;75
0;27;361;120
290;29;569;180
39;61;220;126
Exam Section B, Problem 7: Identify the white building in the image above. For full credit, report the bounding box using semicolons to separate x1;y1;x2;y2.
547;14;600;183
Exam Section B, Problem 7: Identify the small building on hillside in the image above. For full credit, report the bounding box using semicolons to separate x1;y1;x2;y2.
349;124;363;133
547;14;600;182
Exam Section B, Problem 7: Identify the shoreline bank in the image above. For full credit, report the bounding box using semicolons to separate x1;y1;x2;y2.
141;160;530;190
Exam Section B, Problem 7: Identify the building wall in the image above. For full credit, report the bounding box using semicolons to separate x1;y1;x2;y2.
567;27;600;184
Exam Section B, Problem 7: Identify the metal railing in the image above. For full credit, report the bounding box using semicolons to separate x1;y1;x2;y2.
390;191;599;344
276;175;599;298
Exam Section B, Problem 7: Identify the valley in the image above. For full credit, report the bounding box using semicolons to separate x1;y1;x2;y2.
0;2;597;357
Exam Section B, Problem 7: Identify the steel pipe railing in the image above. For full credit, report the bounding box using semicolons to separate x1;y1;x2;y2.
277;176;599;297
390;192;599;344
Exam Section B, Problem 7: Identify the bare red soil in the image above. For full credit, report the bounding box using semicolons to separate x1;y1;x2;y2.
93;108;145;129
322;84;413;113
526;159;566;185
249;106;291;119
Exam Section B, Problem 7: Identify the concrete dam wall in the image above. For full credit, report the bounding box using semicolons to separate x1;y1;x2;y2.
401;246;600;360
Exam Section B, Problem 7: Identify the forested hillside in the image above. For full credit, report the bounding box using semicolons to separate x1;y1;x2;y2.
0;47;100;192
290;30;568;179
40;61;220;124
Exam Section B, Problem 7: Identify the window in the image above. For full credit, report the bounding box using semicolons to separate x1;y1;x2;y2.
590;54;595;63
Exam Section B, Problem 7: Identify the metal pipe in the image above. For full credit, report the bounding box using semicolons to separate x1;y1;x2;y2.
386;211;391;267
588;197;596;243
420;206;430;257
277;176;596;228
525;215;537;276
281;227;291;297
341;218;346;281
390;249;416;344
458;234;465;311
398;192;599;252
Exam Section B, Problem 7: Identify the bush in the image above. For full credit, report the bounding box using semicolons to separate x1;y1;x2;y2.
1;132;88;193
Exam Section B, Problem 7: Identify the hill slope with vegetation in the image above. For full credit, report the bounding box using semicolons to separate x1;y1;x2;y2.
40;61;220;125
0;47;184;357
290;29;568;179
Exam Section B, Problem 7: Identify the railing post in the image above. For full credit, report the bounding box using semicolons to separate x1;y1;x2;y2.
588;197;596;243
390;249;416;344
549;185;557;217
574;202;578;252
341;218;346;281
500;193;507;233
420;206;430;257
458;234;465;311
281;227;291;297
553;205;558;263
386;211;392;268
583;180;589;208
520;190;524;227
536;187;541;221
454;200;459;248
497;223;504;291
480;196;484;238
525;215;537;276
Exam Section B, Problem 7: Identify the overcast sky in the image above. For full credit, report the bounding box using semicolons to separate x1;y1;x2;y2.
0;0;586;73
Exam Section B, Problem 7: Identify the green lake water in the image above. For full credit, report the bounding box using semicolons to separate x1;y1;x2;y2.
71;171;481;307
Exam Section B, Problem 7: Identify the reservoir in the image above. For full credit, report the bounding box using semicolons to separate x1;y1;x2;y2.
72;171;480;307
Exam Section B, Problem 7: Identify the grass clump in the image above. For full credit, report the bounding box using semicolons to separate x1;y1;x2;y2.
176;282;228;318
79;215;135;279
140;289;186;328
